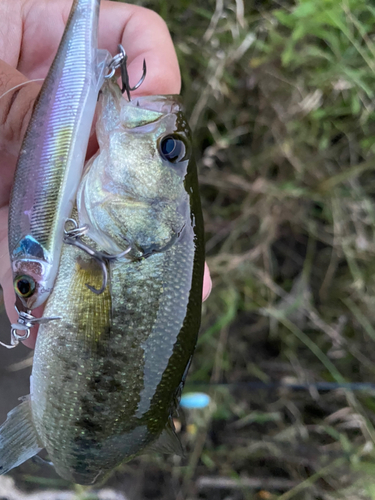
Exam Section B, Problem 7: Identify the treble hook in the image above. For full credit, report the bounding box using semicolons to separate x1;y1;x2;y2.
64;219;132;295
106;45;147;101
118;45;147;101
0;304;61;349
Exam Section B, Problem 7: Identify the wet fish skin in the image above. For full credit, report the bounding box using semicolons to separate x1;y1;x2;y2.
0;79;204;484
8;0;110;311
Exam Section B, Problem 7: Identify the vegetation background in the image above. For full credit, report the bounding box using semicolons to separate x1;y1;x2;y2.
2;0;375;498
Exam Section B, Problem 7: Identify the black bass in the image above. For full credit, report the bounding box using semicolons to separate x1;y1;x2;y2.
0;78;204;484
7;0;110;345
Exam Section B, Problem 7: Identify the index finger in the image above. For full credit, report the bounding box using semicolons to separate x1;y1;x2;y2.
100;2;181;96
21;1;181;95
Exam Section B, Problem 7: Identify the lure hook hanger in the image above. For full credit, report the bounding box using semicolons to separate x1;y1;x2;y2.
1;305;61;349
105;44;147;101
63;218;132;295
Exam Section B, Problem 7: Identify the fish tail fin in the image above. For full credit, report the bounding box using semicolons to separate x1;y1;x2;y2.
147;419;184;458
0;396;42;474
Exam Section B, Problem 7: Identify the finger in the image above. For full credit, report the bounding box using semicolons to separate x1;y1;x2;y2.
21;1;181;95
202;263;212;302
99;3;181;96
0;1;22;66
0;61;41;209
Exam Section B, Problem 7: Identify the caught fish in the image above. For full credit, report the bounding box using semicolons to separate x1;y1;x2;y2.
0;77;204;484
6;0;111;346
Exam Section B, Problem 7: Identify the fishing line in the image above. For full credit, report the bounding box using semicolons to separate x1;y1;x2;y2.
186;381;375;392
181;382;375;408
0;78;44;101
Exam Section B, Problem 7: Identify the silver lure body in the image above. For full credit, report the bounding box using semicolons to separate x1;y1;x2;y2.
8;0;110;311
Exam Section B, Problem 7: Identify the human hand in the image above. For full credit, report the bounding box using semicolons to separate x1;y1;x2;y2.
0;0;211;349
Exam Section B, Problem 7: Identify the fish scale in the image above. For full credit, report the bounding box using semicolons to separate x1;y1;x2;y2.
29;221;201;484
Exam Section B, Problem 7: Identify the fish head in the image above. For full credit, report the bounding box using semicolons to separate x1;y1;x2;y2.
11;236;54;309
79;82;194;255
118;95;192;252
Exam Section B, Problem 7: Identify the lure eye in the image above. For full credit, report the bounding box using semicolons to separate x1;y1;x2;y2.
14;275;36;299
159;135;186;163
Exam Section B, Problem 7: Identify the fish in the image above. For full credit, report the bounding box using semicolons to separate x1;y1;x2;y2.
7;0;110;331
0;78;205;484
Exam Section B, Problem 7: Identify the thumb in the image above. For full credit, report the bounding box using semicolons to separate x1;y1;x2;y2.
0;60;42;208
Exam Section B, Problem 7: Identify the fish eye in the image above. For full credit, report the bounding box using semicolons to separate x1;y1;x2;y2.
14;275;36;299
159;135;186;163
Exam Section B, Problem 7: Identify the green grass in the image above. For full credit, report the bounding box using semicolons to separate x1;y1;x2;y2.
4;0;375;498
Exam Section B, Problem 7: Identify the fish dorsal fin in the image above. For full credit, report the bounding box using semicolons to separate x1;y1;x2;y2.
148;420;184;457
0;396;42;475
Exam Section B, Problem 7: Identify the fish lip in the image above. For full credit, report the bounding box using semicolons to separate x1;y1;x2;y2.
129;95;183;115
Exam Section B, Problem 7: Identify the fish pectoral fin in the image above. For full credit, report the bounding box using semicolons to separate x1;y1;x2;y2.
0;396;42;475
147;421;184;457
31;455;54;468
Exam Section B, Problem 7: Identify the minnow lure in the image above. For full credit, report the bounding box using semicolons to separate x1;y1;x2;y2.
5;0;111;348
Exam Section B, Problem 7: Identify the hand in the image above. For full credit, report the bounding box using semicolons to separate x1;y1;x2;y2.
0;0;211;348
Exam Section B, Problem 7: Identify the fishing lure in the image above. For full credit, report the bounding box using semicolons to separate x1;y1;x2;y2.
5;0;111;348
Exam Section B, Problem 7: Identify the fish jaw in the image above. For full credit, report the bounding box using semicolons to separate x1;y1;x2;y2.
122;94;184;123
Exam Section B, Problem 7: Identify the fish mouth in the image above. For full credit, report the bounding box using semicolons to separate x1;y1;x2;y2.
119;95;183;130
129;95;183;115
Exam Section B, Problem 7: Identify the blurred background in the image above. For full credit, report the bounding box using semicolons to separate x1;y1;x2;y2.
2;0;375;498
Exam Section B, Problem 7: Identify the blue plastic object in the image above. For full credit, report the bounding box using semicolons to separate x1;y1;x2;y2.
180;392;211;409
